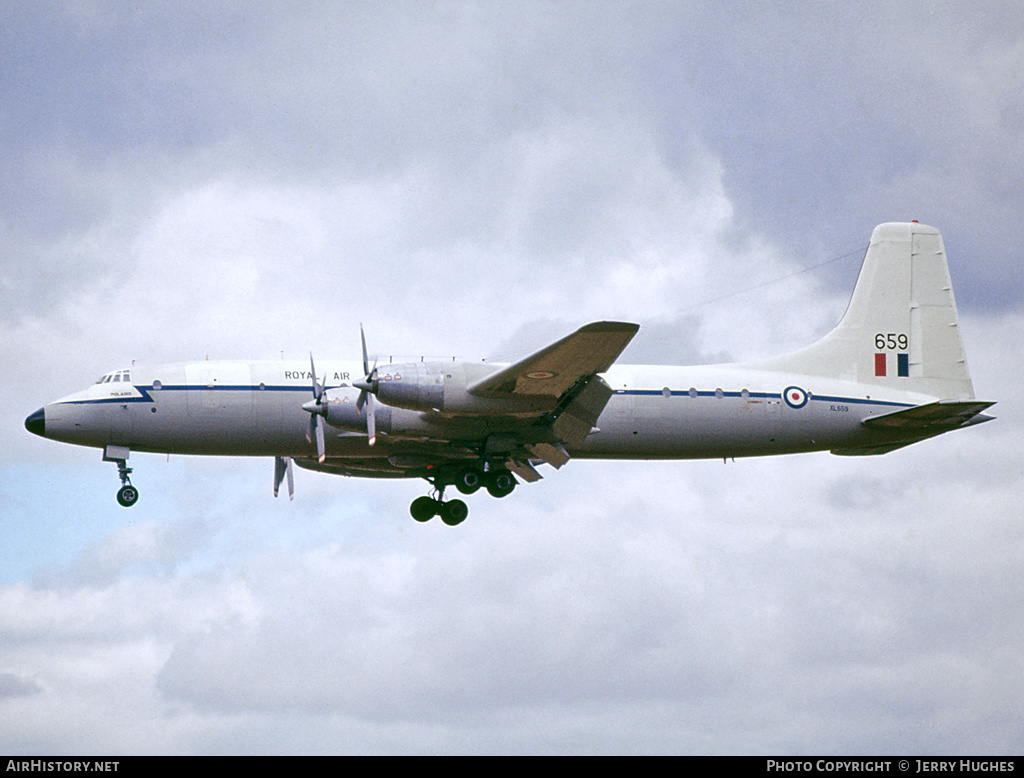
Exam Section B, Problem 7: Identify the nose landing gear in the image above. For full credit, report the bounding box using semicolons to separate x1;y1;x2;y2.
104;446;139;507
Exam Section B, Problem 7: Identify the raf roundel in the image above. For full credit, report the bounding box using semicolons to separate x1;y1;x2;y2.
783;385;809;409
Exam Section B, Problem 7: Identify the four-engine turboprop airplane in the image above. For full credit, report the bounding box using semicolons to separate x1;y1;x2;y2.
25;223;994;525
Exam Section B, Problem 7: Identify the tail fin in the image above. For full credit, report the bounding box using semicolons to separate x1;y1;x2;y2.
752;222;977;400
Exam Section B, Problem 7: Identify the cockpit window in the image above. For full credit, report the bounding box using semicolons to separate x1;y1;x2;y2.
95;370;131;385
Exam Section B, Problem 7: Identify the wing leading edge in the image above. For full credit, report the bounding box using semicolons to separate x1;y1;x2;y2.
468;321;639;399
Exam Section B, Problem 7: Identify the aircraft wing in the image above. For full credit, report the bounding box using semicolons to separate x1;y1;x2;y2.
302;322;640;486
467;321;639;399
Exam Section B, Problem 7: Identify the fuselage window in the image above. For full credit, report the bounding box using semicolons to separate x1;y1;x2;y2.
662;387;671;398
688;387;698;399
152;380;162;390
715;388;724;399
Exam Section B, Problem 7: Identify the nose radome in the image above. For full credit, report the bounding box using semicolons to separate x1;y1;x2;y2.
25;408;45;437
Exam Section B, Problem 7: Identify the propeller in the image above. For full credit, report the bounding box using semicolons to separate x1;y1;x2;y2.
273;456;294;499
354;324;379;446
302;353;327;463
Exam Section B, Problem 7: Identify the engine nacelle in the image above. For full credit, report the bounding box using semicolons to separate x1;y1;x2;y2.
322;384;466;441
322;386;390;432
333;360;558;443
372;362;445;412
365;361;556;416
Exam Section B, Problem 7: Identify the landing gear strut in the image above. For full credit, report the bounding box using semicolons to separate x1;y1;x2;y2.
104;446;139;508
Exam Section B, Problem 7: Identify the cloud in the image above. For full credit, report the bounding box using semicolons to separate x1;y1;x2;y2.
2;1;1022;755
0;672;42;700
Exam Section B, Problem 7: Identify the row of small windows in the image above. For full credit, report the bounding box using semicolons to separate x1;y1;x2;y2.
95;370;131;384
140;380;753;397
658;387;750;399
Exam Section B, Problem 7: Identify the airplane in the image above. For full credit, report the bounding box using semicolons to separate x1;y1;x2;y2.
25;222;994;526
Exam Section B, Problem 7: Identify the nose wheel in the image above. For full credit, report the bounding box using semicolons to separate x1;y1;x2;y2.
104;448;139;507
117;482;139;507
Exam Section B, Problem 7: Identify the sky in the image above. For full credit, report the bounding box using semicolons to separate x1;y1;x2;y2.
2;0;1022;755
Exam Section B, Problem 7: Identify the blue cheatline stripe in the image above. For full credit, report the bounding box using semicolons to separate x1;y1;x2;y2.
897;353;910;377
59;384;916;412
58;384;316;405
615;388;913;409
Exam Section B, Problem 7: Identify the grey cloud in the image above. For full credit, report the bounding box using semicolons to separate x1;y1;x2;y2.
0;671;42;699
3;1;1021;755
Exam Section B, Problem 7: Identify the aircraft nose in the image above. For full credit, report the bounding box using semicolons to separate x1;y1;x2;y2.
25;407;45;437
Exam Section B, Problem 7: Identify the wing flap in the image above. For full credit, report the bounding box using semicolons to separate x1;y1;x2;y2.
549;373;614;448
468;321;639;399
505;458;544;482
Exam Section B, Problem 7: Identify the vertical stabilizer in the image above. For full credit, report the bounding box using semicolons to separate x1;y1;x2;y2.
751;223;976;400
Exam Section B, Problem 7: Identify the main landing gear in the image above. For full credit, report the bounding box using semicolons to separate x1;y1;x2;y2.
410;492;468;526
104;446;139;507
408;465;517;526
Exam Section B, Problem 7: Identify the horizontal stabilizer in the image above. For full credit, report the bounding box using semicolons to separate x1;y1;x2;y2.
833;399;996;456
861;400;996;431
831;440;924;457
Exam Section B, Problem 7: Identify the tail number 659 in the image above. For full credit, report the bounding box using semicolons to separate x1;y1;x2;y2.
875;333;908;350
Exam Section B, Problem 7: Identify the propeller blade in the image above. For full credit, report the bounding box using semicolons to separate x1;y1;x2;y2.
315;415;325;463
310;353;324;402
360;323;370;378
274;456;286;497
303;410;326;462
274;456;295;500
357;325;380;444
302;353;327;462
365;392;377;446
